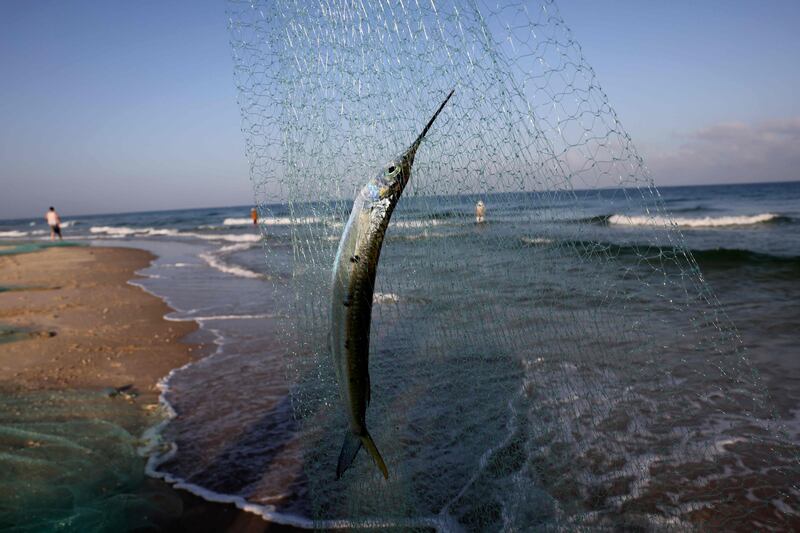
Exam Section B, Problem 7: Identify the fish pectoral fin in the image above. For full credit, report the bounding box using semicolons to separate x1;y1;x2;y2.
336;431;362;479
361;430;389;479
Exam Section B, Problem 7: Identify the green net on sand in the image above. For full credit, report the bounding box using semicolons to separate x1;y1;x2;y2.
0;390;181;532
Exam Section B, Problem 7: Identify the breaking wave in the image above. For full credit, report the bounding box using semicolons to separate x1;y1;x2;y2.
90;226;182;237
0;230;29;238
89;226;261;243
607;213;787;228
199;252;262;279
191;233;261;243
0;229;47;238
199;243;263;279
223;216;323;226
391;219;446;229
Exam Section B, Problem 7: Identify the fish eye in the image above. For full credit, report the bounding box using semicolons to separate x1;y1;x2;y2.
386;164;399;176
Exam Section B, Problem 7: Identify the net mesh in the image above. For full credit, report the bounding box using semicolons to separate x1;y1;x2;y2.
0;390;182;532
228;0;799;529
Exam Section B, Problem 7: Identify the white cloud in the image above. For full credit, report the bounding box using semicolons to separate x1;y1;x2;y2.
646;118;800;185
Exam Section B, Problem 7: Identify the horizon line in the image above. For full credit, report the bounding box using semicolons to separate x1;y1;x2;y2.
1;178;798;223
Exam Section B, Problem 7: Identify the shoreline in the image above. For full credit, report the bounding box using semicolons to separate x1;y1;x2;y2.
0;246;196;400
0;245;292;531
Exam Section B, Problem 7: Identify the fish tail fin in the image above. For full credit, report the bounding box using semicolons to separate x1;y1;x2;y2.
336;431;362;479
360;430;389;479
335;429;390;480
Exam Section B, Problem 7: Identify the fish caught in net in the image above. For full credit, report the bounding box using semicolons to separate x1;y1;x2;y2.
226;0;800;529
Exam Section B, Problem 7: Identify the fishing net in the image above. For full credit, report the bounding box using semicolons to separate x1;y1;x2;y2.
228;0;800;529
0;390;181;532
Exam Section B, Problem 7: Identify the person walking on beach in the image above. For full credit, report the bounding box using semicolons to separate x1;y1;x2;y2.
250;207;258;225
46;207;62;240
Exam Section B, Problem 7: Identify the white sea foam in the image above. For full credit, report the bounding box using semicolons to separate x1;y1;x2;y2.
190;233;261;243
0;230;28;237
224;216;322;226
90;226;137;236
186;313;276;321
373;292;400;304
199;251;262;279
608;213;780;228
394;230;449;241
60;220;77;228
521;236;553;245
223;217;258;226
392;219;445;229
217;242;254;253
90;226;181;237
89;226;261;243
146;229;182;237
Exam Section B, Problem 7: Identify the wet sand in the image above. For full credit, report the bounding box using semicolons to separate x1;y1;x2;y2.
0;246;195;399
0;246;296;531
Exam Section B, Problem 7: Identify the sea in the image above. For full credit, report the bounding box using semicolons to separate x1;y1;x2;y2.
1;180;799;530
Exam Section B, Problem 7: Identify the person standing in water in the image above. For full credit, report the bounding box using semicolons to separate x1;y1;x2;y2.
250;207;258;225
475;200;486;223
46;207;62;240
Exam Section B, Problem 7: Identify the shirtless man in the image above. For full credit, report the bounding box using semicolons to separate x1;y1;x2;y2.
46;207;62;240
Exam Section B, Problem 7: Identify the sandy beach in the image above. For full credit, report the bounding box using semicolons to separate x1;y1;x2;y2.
0;245;297;531
0;246;195;400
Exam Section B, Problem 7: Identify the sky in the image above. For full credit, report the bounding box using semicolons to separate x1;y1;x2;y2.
1;1;799;219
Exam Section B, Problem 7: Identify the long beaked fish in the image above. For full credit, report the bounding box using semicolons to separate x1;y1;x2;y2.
331;89;454;479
